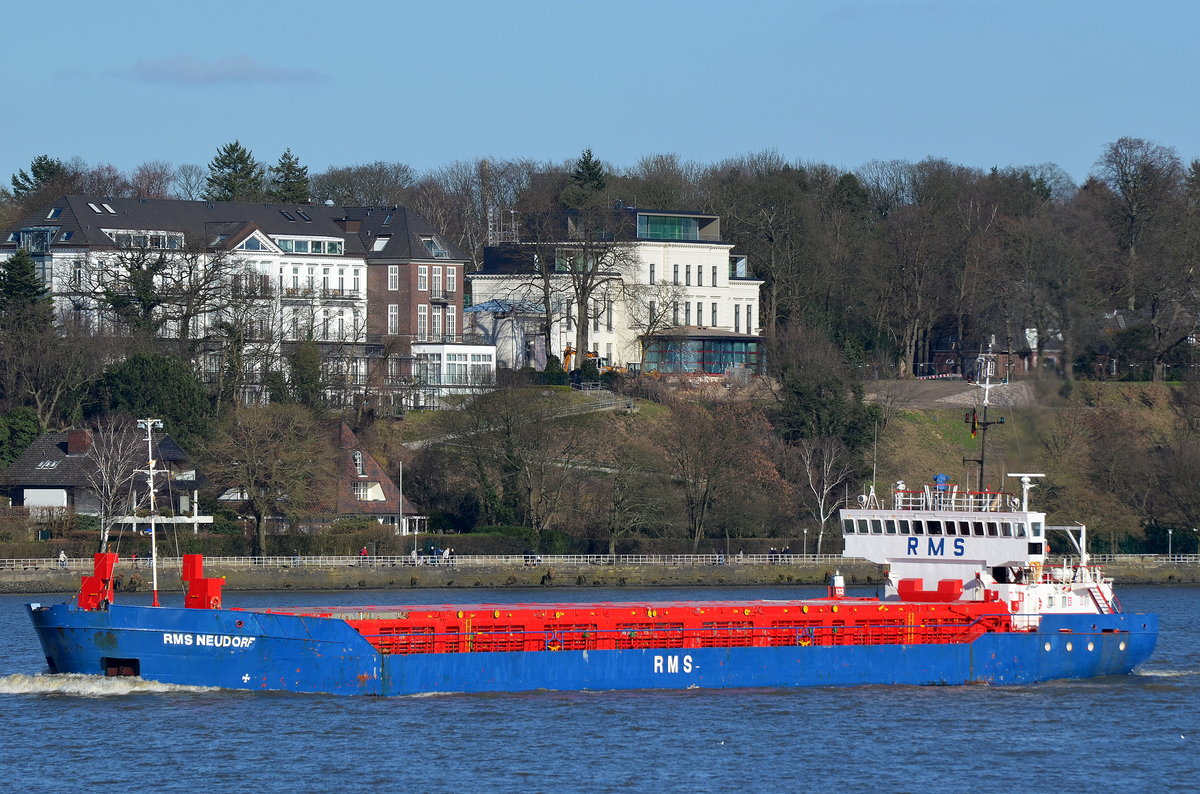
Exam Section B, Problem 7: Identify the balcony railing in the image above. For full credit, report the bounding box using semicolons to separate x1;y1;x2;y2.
281;287;362;301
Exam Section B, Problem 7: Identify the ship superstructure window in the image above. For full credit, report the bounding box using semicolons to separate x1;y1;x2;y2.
1028;522;1039;537
912;520;924;535
898;520;910;534
944;523;956;536
842;519;854;535
927;520;943;535
885;520;897;534
870;519;882;534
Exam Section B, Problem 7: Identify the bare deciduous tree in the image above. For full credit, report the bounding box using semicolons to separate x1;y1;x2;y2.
82;418;147;552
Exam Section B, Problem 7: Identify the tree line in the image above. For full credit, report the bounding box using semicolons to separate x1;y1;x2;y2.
7;136;1199;382
3;137;1200;555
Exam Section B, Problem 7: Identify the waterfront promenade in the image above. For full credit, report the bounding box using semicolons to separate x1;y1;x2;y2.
2;553;1198;593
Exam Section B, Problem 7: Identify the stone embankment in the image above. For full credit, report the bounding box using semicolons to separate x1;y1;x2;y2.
2;560;880;595
3;558;1198;595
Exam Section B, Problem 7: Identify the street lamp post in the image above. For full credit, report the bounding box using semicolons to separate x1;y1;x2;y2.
1168;528;1173;558
803;528;808;557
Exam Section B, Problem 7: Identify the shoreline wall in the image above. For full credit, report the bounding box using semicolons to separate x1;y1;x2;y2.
3;559;1199;595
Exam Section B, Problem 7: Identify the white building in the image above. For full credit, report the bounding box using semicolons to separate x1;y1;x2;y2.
2;196;496;408
467;208;764;375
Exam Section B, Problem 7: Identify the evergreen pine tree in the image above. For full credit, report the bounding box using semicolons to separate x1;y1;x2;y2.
204;141;266;202
562;148;609;209
288;337;324;410
0;249;53;326
269;149;310;204
570;148;607;193
10;155;66;198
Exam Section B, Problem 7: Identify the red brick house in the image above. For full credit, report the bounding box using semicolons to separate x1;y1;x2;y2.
334;423;424;535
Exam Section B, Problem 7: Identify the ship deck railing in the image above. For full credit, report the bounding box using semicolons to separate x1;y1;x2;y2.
353;614;1012;656
887;487;1019;513
2;552;852;572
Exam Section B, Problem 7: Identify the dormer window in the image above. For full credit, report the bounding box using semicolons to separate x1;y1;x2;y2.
421;236;449;258
237;236;267;251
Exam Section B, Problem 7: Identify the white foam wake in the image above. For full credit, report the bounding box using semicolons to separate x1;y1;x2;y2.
1137;669;1197;678
0;673;215;697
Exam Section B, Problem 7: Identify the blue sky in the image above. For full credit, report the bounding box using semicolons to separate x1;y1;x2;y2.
5;0;1197;186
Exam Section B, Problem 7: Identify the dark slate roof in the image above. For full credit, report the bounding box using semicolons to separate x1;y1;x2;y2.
339;206;469;262
3;431;207;489
0;196;467;265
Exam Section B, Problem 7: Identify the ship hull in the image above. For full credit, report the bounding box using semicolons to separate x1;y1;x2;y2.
27;603;1157;696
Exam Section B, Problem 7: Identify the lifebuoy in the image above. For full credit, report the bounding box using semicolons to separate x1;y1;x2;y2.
210;597;221;610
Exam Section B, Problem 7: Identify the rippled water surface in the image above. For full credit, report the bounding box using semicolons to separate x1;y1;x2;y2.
2;585;1197;792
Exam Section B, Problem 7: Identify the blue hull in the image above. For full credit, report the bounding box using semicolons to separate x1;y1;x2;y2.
27;603;1158;696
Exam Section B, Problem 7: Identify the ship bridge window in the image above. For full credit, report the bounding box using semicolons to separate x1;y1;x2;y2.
842;518;855;535
856;519;870;534
885;520;897;534
870;519;883;534
927;520;943;535
912;520;925;535
1030;521;1042;538
1001;522;1013;537
899;520;910;535
1017;523;1027;538
973;521;985;537
986;521;998;537
944;523;956;536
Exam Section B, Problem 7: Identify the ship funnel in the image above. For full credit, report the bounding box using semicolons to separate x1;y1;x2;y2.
828;571;845;599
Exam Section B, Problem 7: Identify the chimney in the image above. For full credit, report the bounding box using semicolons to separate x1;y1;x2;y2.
67;429;93;455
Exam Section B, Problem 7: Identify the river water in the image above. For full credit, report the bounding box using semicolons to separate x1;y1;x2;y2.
1;584;1197;793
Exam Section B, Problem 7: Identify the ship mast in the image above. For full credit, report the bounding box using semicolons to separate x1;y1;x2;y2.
137;418;163;607
963;342;1006;492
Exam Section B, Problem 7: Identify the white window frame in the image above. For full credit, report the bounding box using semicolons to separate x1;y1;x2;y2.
388;265;399;291
387;304;399;335
417;266;428;291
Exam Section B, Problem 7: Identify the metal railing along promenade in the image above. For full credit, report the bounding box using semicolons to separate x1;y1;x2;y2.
2;553;849;572
7;552;1197;573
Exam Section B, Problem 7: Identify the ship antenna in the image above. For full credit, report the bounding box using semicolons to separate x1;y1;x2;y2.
962;338;1006;492
137;418;164;607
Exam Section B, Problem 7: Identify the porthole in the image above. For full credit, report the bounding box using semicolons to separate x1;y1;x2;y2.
1044;642;1052;652
1065;641;1073;652
1087;642;1095;652
1119;641;1127;651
